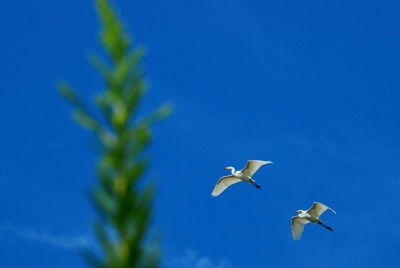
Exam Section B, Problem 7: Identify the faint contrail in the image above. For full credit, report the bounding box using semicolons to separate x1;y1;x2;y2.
0;223;92;249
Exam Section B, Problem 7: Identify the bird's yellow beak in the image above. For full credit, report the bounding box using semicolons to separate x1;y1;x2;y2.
294;210;299;213
223;167;229;170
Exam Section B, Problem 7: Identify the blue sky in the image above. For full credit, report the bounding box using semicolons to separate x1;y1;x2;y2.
1;0;400;267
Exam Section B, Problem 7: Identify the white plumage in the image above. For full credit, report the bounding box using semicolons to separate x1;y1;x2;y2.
211;160;272;197
291;202;336;240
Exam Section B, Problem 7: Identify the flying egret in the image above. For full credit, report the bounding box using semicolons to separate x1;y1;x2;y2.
211;160;273;197
291;202;336;240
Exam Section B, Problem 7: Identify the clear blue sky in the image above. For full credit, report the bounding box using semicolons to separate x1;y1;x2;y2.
1;0;400;267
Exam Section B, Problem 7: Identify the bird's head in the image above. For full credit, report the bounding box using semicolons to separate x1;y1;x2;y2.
224;166;234;170
294;210;303;214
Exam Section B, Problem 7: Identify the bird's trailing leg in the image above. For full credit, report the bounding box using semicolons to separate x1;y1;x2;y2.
317;221;333;231
250;181;262;189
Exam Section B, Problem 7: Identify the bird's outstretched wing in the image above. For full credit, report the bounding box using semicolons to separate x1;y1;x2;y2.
291;216;310;240
240;160;272;177
211;175;242;197
307;202;336;219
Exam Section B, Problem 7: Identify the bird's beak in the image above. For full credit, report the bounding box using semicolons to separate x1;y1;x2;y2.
294;210;299;213
223;167;229;170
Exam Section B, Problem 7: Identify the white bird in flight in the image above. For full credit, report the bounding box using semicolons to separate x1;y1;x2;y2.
211;160;273;197
291;202;336;240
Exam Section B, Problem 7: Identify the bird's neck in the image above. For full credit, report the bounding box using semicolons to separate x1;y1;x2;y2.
230;168;236;175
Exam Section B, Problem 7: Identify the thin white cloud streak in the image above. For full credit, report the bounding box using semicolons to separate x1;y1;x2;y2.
0;223;91;250
170;249;237;268
212;0;311;73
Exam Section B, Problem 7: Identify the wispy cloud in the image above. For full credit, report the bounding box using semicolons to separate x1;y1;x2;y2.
169;249;237;268
286;134;368;163
0;223;91;250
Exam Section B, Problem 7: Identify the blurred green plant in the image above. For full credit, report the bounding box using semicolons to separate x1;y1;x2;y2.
58;0;171;267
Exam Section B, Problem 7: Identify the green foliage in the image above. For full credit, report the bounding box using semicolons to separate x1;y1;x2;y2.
58;0;171;267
